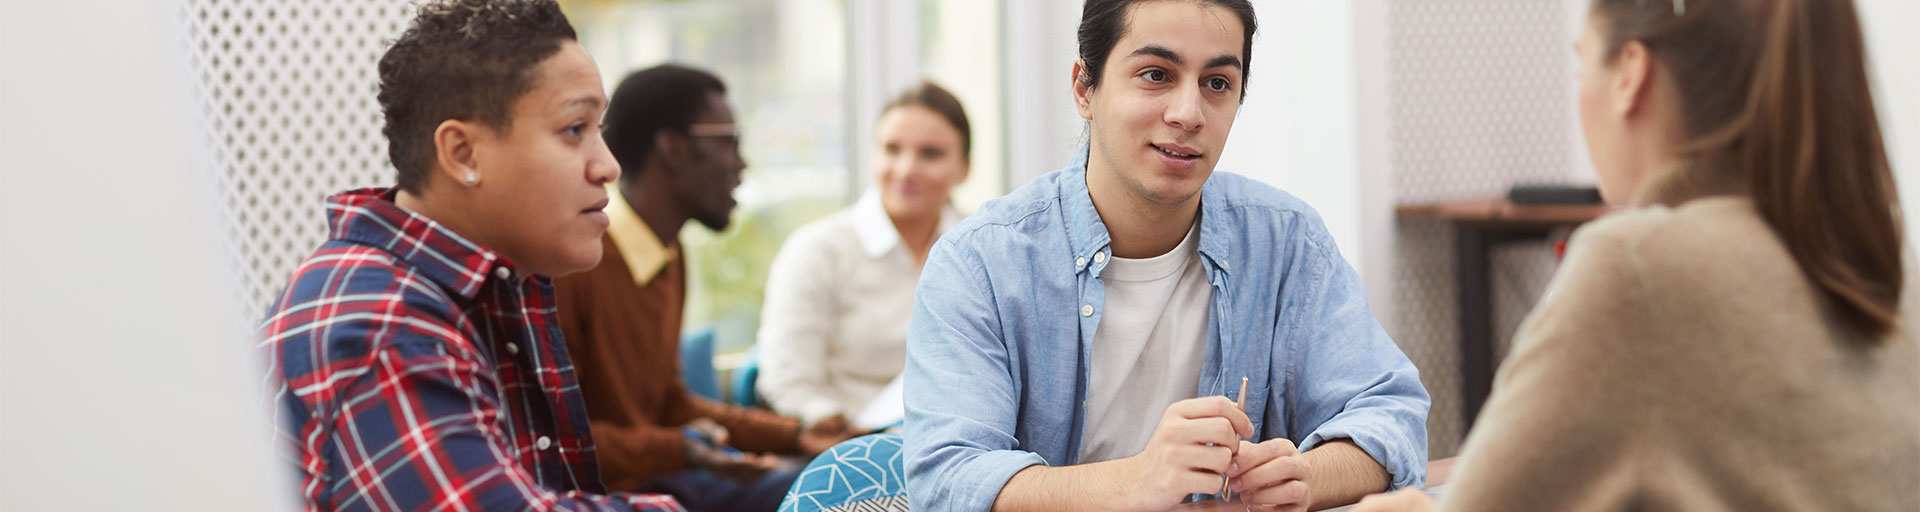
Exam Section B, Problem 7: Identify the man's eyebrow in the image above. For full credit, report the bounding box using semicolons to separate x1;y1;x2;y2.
1128;45;1244;73
1128;45;1184;66
1204;55;1244;72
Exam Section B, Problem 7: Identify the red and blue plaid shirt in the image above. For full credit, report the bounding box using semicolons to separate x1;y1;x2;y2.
258;188;683;511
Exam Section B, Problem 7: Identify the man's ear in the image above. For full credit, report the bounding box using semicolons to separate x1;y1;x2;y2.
1614;41;1655;118
1072;59;1095;121
653;130;692;173
433;119;483;187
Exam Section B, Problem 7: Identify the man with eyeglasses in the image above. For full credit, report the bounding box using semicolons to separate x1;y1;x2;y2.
552;64;855;512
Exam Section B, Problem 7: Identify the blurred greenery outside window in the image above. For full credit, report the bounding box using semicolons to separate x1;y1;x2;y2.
562;0;1004;366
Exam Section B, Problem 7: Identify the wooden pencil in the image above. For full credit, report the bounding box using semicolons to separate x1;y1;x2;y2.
1223;376;1249;498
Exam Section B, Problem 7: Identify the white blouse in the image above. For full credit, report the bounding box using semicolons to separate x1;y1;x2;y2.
755;192;960;423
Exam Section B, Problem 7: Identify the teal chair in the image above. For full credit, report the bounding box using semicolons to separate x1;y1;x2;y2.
679;328;720;402
778;433;908;512
729;347;761;408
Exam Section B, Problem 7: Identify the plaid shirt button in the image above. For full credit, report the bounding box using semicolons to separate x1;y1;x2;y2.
536;436;553;450
494;266;511;280
506;342;521;355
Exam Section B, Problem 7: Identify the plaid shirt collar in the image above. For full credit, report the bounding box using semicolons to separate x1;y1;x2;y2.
326;188;521;298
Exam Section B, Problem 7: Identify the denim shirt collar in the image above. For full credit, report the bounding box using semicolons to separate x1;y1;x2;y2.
1058;145;1235;279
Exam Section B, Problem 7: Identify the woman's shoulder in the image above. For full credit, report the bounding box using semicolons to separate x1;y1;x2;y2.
774;207;867;264
791;206;861;241
1520;196;1801;371
1567;196;1786;277
1550;196;1816;338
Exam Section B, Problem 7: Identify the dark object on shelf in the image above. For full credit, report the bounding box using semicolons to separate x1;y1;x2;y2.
1508;184;1603;205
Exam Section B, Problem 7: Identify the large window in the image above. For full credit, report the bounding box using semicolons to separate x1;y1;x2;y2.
918;0;1006;212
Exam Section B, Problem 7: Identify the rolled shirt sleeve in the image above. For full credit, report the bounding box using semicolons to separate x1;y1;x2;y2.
1281;232;1431;491
902;237;1046;510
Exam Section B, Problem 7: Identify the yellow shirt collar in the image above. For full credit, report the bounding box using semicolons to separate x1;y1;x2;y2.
605;184;677;286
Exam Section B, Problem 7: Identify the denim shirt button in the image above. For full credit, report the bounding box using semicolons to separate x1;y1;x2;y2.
1076;257;1086;268
1093;252;1106;264
1081;304;1094;317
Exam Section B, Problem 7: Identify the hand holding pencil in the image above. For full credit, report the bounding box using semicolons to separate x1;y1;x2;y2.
1224;379;1315;512
1112;395;1255;511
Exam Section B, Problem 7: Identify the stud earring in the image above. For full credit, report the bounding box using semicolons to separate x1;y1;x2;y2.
464;172;479;184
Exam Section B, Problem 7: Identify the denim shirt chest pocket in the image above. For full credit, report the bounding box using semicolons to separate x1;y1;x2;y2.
1200;257;1276;443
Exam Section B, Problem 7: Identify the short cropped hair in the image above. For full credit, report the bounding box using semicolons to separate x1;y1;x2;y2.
377;0;578;193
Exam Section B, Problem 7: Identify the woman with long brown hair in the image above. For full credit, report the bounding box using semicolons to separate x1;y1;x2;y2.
1359;0;1916;509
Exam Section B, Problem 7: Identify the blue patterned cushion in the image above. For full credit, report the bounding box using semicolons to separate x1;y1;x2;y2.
779;433;909;512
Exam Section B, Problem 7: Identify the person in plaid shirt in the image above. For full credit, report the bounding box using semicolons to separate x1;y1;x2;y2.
256;1;681;510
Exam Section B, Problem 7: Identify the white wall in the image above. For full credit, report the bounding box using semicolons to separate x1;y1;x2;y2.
1211;0;1394;319
1002;0;1088;189
1856;0;1920;249
0;1;291;510
1215;0;1365;273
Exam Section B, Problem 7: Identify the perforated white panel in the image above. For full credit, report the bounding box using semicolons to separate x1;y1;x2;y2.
184;0;414;320
1387;0;1582;458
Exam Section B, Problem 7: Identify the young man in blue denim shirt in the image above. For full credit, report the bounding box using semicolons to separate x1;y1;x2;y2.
902;1;1430;510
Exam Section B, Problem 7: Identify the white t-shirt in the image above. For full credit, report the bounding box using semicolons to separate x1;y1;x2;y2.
1078;221;1212;463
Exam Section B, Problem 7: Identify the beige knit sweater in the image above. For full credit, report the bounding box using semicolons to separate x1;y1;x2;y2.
1438;167;1920;511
